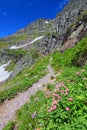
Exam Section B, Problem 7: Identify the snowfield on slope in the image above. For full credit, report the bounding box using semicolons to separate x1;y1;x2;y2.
45;21;49;24
10;36;44;49
0;61;12;82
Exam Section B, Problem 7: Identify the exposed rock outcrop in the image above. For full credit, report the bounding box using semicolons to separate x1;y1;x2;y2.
38;0;87;54
61;11;87;51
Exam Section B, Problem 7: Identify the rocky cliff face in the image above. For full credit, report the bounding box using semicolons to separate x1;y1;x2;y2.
38;0;87;54
61;11;87;51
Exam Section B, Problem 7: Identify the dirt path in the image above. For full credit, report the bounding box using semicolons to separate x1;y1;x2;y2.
0;65;54;130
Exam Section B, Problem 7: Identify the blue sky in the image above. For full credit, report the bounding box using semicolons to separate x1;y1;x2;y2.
0;0;69;38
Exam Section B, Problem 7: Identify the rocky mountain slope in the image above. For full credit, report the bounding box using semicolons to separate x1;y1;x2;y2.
0;0;87;81
0;0;87;129
38;0;87;54
0;19;52;49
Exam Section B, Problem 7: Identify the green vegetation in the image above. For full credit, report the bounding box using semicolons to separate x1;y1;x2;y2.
46;22;53;29
3;36;87;129
0;42;7;49
0;56;49;103
29;49;39;59
45;32;52;37
52;36;87;71
7;35;28;43
6;61;16;72
3;122;15;130
5;49;27;57
11;35;28;42
5;49;28;71
4;64;87;130
0;34;28;48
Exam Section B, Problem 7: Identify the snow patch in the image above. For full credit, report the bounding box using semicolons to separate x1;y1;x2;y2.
0;61;12;82
10;36;44;50
45;21;49;24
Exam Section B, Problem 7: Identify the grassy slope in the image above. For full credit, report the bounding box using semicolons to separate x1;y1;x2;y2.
3;36;87;129
0;56;49;103
0;35;28;49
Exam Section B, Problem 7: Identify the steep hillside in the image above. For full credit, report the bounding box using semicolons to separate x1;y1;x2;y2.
2;33;87;130
0;0;87;129
0;0;87;85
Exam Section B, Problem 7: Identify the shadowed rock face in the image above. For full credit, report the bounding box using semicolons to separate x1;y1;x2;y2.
38;0;87;54
10;53;36;79
60;13;87;52
55;0;87;44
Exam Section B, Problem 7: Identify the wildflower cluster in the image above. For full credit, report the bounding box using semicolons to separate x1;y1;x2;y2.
47;83;73;112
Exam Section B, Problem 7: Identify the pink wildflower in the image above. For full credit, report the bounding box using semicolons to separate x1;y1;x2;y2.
52;100;58;106
52;105;57;110
65;89;69;95
68;98;73;101
56;85;60;89
48;105;57;112
65;107;70;111
53;93;59;97
59;83;65;86
58;95;61;99
56;83;64;88
53;93;61;99
58;90;64;94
